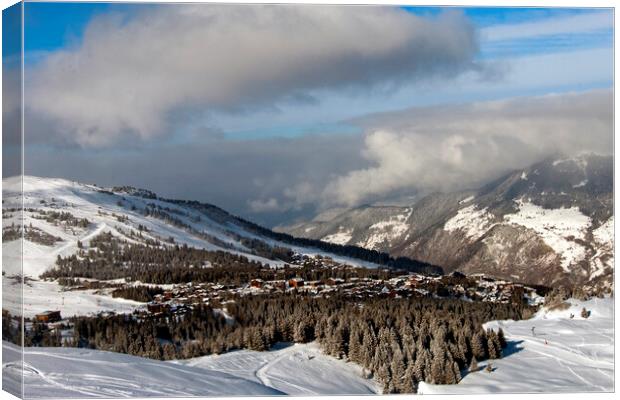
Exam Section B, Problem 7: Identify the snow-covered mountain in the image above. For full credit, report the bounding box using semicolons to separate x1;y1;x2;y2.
279;154;614;290
2;175;438;317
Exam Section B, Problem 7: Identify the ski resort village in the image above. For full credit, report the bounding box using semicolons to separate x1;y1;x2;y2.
1;176;614;396
2;3;615;398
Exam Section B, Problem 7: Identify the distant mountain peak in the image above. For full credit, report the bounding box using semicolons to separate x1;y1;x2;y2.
279;156;613;290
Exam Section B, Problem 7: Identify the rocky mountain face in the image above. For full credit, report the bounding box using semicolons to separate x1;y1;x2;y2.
278;154;613;290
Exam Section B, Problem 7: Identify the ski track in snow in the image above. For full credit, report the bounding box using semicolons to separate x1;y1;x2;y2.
2;176;383;318
2;342;378;397
2;342;285;398
176;342;379;395
419;297;614;394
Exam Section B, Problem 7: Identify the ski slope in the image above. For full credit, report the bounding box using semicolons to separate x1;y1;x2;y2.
2;278;142;318
175;342;379;395
2;176;385;318
2;341;378;397
419;297;614;394
2;342;283;398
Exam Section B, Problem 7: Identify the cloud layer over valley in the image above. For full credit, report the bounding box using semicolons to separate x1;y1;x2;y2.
316;89;613;207
25;89;612;226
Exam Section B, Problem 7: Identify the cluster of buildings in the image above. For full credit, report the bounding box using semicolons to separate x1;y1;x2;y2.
29;253;545;326
137;271;544;317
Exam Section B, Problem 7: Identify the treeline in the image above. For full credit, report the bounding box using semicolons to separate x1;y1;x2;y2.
3;224;62;246
235;217;443;276
112;186;157;199
238;237;295;262
49;294;525;393
2;310;23;345
137;204;297;263
43;233;407;285
43;233;266;284
112;285;165;302
89;189;443;275
32;210;90;228
155;197;443;276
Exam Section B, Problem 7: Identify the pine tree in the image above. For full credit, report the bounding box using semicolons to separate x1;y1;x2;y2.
457;333;471;362
401;363;418;393
376;364;391;393
390;347;406;391
449;341;466;367
413;349;427;382
492;331;502;358
293;321;310;343
497;327;507;349
487;333;499;359
329;324;346;359
430;341;447;384
163;343;177;360
469;356;478;373
361;330;377;368
347;326;363;363
451;360;462;384
471;331;487;360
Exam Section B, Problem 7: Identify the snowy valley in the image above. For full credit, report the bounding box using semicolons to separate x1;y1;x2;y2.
2;173;614;397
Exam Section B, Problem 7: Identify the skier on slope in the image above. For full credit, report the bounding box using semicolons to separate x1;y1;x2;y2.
531;326;536;336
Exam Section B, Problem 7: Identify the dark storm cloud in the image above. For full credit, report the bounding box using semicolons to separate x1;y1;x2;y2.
24;133;366;225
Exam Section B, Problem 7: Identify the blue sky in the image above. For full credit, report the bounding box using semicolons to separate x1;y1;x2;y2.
23;3;151;53
23;5;613;59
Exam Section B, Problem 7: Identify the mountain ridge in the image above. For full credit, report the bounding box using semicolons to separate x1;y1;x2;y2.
278;154;614;290
2;175;441;281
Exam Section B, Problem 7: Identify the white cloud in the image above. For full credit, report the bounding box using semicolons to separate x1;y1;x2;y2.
313;89;612;207
481;11;613;42
248;197;281;213
27;5;479;147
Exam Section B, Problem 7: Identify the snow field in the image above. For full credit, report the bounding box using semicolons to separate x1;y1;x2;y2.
2;342;283;398
504;199;592;271
176;342;379;395
358;209;411;250
444;205;496;240
322;228;353;246
419;297;614;394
